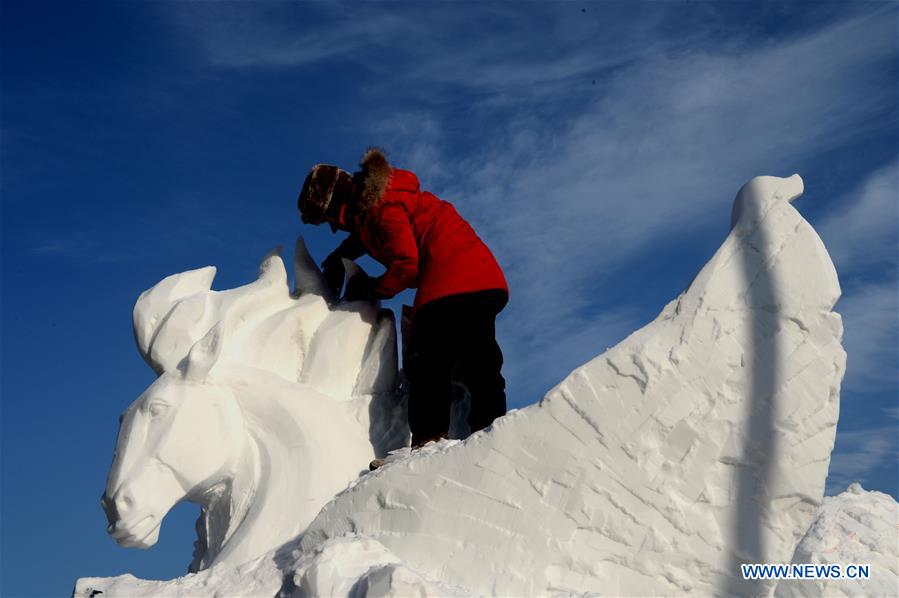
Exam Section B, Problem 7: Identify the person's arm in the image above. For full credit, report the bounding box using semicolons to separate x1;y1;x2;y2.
329;231;366;261
322;232;367;298
371;204;419;298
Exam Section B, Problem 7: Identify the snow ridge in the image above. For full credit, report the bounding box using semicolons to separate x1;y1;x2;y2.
74;174;876;597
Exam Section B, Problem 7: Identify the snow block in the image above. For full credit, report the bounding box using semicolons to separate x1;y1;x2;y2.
291;174;846;597
774;483;899;598
76;175;853;597
96;239;408;575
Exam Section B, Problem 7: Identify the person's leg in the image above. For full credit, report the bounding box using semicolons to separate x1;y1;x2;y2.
406;301;457;446
455;292;508;434
460;339;506;434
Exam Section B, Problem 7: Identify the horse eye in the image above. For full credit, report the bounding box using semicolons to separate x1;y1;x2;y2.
148;401;170;418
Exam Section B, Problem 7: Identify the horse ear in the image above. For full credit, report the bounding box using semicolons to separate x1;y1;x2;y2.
293;237;335;303
134;266;217;370
341;258;364;289
182;322;225;381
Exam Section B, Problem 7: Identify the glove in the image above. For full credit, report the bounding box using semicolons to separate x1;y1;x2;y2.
344;272;379;302
321;252;346;299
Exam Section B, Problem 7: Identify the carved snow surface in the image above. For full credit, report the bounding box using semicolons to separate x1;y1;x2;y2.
774;483;899;598
292;174;846;597
98;239;408;574
76;174;848;597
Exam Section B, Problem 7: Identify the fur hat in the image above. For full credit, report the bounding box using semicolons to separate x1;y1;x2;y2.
298;164;354;225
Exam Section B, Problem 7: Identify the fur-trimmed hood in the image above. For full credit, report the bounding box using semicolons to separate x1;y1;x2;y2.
355;147;420;212
356;148;392;212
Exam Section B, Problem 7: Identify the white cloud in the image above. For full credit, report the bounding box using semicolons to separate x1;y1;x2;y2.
417;10;896;403
167;4;406;68
163;4;897;409
826;424;897;495
166;3;669;93
816;160;898;271
817;162;898;396
837;281;899;393
502;304;644;407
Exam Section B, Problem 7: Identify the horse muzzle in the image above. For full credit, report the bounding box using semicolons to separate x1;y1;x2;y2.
101;490;163;549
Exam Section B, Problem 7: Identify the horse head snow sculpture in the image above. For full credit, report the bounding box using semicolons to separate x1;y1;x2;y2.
101;239;408;572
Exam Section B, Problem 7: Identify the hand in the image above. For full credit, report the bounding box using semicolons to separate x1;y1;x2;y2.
321;253;346;299
344;272;378;302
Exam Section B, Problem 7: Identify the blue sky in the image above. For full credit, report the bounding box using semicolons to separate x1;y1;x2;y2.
1;2;896;595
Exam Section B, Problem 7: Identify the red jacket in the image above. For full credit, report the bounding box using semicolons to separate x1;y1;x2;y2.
336;151;508;311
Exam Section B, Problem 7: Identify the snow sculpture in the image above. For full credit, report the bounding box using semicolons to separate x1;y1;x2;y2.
775;483;899;598
79;174;853;597
289;174;847;596
100;240;408;572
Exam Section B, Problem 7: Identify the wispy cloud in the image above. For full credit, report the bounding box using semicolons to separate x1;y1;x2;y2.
28;191;258;268
504;304;645;407
837;281;899;394
166;3;669;94
826;422;898;495
162;4;896;409
815;162;898;395
412;9;895;401
30;234;130;264
817;160;898;271
167;3;396;68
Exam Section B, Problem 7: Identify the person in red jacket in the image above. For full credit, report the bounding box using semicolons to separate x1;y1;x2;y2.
298;148;509;455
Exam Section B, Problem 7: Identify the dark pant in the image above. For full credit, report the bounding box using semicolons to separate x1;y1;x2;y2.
406;289;508;445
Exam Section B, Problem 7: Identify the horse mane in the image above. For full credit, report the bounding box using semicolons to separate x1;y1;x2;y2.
188;377;345;572
132;237;398;398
